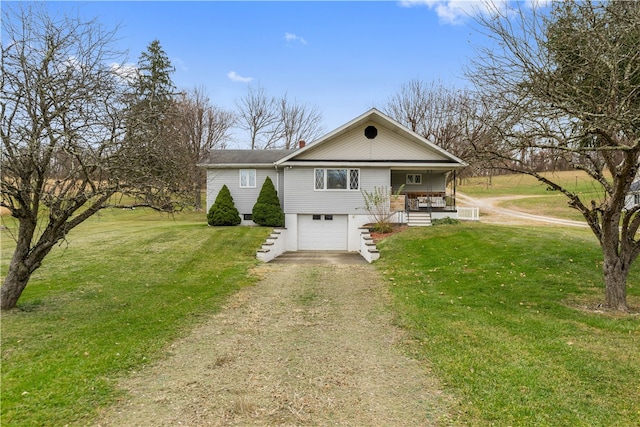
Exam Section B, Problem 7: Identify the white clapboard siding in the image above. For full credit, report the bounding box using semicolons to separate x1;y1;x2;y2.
206;168;284;215
283;167;389;214
295;121;450;162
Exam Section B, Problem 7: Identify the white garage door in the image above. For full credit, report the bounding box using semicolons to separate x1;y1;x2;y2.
298;214;348;250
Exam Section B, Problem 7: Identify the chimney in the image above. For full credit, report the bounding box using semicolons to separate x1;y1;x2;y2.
298;140;306;148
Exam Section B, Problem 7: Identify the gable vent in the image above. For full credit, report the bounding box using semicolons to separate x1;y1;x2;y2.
364;125;377;139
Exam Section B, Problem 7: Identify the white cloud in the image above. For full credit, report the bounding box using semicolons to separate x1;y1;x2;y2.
227;71;253;83
399;0;510;25
110;62;138;82
524;0;552;8
284;32;307;45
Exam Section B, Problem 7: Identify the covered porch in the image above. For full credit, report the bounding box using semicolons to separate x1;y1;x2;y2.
403;191;457;212
390;169;458;214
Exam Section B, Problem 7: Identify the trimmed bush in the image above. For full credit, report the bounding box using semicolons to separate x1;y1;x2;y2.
207;185;241;226
252;176;284;227
432;217;461;226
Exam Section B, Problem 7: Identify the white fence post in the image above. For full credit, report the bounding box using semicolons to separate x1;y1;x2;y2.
457;207;480;221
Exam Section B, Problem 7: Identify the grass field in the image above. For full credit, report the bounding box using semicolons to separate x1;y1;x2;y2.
377;224;640;426
2;174;640;425
1;209;271;425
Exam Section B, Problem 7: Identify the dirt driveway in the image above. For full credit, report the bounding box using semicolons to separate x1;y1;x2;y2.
457;193;589;227
95;262;453;426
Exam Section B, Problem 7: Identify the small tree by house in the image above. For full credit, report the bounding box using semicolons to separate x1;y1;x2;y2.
361;185;405;233
207;185;241;226
252;177;284;227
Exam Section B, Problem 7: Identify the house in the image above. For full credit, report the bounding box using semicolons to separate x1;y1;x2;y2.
625;181;640;210
198;108;467;255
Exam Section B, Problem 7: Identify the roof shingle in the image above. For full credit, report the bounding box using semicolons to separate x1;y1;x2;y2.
199;149;296;165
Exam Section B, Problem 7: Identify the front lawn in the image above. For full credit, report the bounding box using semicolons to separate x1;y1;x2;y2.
376;223;640;426
3;210;639;426
1;209;271;426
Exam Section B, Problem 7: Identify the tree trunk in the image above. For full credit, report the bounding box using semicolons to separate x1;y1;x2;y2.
597;194;634;312
1;219;52;310
602;255;630;311
194;182;203;211
1;259;33;310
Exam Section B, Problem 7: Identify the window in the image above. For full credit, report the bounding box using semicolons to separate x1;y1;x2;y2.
239;169;256;188
406;174;422;185
324;215;333;220
314;169;325;190
314;168;359;190
243;214;253;220
364;125;378;139
312;214;322;220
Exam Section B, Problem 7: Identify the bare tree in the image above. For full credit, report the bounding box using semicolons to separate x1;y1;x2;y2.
235;85;325;149
176;87;235;209
381;79;487;180
384;79;434;138
277;94;324;149
383;79;463;150
467;0;640;311
0;5;186;310
235;84;280;149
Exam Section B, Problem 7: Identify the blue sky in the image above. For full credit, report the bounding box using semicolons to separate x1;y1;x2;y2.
22;1;504;145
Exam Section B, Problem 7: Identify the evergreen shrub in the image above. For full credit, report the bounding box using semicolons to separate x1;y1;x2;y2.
207;185;241;226
252;176;284;227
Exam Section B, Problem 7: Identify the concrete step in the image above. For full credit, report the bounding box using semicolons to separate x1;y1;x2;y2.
408;212;432;227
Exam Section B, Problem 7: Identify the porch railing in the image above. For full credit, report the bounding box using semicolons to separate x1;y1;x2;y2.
457;207;480;221
404;192;457;211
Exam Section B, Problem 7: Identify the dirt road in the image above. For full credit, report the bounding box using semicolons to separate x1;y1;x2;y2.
457;193;589;228
95;263;452;426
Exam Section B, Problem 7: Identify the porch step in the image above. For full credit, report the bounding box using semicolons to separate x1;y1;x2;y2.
408;211;432;227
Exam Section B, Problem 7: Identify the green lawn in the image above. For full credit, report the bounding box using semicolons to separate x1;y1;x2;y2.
2;204;640;426
376;223;640;426
1;209;271;426
458;171;608;197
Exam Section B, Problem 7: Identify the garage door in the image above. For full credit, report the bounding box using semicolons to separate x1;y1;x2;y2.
298;214;348;250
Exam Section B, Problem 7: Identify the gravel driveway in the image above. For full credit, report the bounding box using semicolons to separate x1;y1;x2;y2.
457;193;589;227
95;262;452;426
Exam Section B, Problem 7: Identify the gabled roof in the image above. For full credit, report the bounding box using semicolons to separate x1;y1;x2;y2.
198;108;467;169
198;149;295;168
275;108;467;168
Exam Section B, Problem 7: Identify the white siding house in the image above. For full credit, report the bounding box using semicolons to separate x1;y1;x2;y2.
201;150;293;225
625;181;640;211
198;109;467;254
